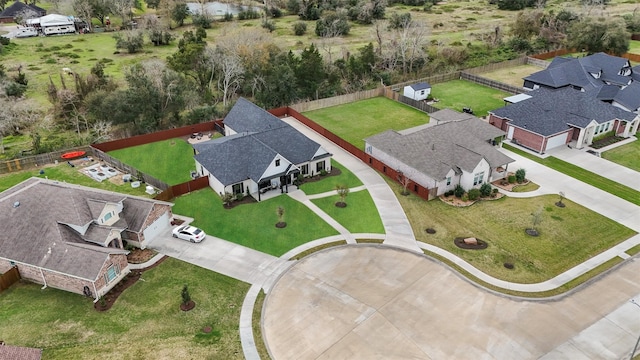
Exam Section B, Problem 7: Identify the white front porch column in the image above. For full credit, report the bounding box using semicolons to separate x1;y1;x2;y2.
575;128;587;149
631;117;640;136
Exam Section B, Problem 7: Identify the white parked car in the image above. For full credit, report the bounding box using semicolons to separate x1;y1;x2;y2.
172;225;206;243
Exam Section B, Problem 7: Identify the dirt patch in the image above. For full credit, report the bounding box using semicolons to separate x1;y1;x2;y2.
425;228;436;234
335;202;347;208
94;256;167;312
180;300;196;311
127;248;157;264
275;222;287;228
525;228;539;237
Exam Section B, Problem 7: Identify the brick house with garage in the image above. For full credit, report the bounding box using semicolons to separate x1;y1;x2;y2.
365;110;514;198
489;87;639;154
0;178;173;301
194;98;332;201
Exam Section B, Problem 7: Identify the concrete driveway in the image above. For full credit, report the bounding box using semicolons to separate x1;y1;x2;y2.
147;231;290;288
262;245;640;360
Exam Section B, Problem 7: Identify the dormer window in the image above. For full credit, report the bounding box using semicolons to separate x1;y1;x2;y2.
103;212;112;222
275;159;280;166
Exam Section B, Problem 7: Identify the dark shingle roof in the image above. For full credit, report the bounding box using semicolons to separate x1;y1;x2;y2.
365;117;513;181
224;97;287;134
613;81;640;111
0;344;42;360
0;178;171;280
491;88;637;136
0;1;45;18
409;82;431;90
195;99;329;186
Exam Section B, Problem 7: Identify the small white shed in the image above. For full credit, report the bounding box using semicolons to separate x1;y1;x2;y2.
403;82;431;101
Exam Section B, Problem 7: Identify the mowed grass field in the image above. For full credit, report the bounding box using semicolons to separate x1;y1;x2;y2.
0;258;249;359
303;97;429;149
108;138;195;185
299;160;363;194
430;79;510;117
311;190;384;234
388;178;636;284
172;188;338;256
602;139;640;172
479;64;542;87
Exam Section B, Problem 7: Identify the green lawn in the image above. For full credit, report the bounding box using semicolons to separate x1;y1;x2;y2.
505;144;640;206
299;160;363;194
628;40;640;55
602;139;640;172
388;179;636;284
311;190;384;234
0;162;152;196
172;189;338;256
108;139;195;185
0;258;248;359
430;79;510;117
303;97;429;149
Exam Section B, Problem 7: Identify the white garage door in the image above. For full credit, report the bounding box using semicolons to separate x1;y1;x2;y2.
142;211;170;245
545;132;569;151
507;126;514;139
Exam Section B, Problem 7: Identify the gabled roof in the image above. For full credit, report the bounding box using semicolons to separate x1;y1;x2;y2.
613;81;640;111
524;53;632;93
428;109;475;124
407;82;431;90
491;87;637;136
196;99;329;186
0;178;172;281
224;97;287;134
365;116;513;181
0;1;45;18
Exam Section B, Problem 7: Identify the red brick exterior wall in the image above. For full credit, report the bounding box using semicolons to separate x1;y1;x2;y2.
9;253;129;299
489;114;509;131
138;204;172;244
511;127;545;153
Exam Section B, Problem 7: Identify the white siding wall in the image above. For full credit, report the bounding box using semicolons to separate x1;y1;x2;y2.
459;159;490;190
261;155;293;179
225;126;237;136
437;169;458;195
208;173;226;195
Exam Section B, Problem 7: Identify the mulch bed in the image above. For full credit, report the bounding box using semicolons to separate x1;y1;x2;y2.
299;167;342;185
590;136;625;149
525;228;539;237
492;178;530;192
335;202;347;208
127;248;157;264
180;300;196;311
453;237;488;250
425;228;436;234
275;222;287;228
224;196;257;209
94;256;167;312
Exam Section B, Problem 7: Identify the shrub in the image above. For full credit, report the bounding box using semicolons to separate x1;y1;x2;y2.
320;169;328;176
5;81;26;97
479;183;492;197
461;193;469;202
468;188;481;201
293;21;307;35
508;175;516;184
0;37;10;46
192;13;213;28
222;12;233;21
453;184;465;198
315;11;350;37
515;168;526;183
262;19;276;32
238;8;260;20
269;7;283;18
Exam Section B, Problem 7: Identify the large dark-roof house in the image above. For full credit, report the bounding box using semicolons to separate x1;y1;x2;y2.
524;52;640;113
194;98;332;201
365;110;514;199
489;87;639;154
0;178;173;301
0;1;45;23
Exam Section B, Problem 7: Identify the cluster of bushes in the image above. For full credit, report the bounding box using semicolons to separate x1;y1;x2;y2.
444;182;497;201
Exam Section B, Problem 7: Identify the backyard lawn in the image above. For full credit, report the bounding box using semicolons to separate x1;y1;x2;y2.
303;97;429;149
172;189;338;256
311;190;384;234
629;40;640;55
299;160;363;194
479;64;542;87
505;144;640;206
108;138;195;185
0;162;152;196
0;258;248;359
602;139;640;172
388;180;636;284
430;79;510;117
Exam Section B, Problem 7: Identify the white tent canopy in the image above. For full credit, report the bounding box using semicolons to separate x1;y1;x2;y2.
27;14;73;27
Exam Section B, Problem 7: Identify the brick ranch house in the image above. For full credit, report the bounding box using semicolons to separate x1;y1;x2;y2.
0;178;173;301
194;98;332;201
365;109;514;199
489;87;639;154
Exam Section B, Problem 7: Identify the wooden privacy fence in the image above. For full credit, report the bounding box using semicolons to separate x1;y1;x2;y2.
382;88;440;113
460;72;524;95
290;88;384;113
155;176;210;201
463;57;528;74
0;146;92;175
0;267;20;293
390;72;461;91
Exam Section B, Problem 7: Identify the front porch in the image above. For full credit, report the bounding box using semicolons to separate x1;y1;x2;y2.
251;184;299;201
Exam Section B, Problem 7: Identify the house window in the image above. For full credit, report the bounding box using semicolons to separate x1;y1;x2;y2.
473;172;485;186
446;177;451;186
301;164;309;175
420;90;425;95
275;159;280;167
316;161;325;173
103;212;112;222
414;184;418;192
105;264;120;284
232;183;244;195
